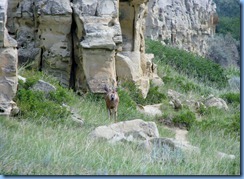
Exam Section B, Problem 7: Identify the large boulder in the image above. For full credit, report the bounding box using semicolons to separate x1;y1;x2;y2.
204;95;228;110
90;119;159;143
0;0;18;116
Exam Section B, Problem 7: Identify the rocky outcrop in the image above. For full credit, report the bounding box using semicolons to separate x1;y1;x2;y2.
6;0;162;97
90;119;159;143
7;0;72;87
204;95;228;110
0;0;18;116
145;0;218;56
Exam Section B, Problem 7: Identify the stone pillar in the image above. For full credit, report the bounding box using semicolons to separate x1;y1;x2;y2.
73;0;122;93
116;0;162;98
0;0;18;116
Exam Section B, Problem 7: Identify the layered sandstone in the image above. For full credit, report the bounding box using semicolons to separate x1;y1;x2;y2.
6;0;161;97
0;0;18;116
145;0;218;56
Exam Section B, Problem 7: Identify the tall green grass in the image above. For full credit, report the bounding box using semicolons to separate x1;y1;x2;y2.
0;41;240;175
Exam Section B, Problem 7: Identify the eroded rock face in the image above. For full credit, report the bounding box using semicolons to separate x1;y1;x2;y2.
72;0;122;92
6;0;160;96
0;0;18;116
116;0;162;97
7;0;72;87
145;0;217;56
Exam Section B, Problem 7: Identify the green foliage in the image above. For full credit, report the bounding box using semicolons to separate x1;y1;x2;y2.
16;88;70;125
195;112;240;140
216;17;240;41
120;81;166;105
213;0;240;18
220;92;240;105
172;110;196;130
163;76;201;93
145;39;228;89
213;0;240;41
197;106;223;117
15;72;74;126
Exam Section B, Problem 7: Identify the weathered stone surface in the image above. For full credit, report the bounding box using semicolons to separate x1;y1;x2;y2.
5;0;162;97
0;0;17;47
204;95;228;110
141;137;200;154
137;103;162;116
146;0;217;56
7;0;72;87
31;80;56;93
72;0;122;92
90;119;159;143
0;0;18;116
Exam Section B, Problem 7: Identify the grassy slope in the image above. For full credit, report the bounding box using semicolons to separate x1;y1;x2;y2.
0;40;240;175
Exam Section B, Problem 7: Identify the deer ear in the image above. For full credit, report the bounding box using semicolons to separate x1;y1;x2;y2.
113;87;118;92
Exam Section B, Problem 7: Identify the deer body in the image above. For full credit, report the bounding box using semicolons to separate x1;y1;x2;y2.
104;85;119;122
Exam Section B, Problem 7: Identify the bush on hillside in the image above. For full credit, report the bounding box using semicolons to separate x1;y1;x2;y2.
219;92;240;105
145;39;228;89
172;110;196;130
15;75;72;125
120;81;166;105
216;17;240;41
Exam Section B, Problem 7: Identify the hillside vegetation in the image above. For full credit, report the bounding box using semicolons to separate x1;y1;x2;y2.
214;0;240;40
0;40;240;175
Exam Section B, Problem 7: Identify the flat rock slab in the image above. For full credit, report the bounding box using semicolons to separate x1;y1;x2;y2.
137;104;162;116
90;119;159;143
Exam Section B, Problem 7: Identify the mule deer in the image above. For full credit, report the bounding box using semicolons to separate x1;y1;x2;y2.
104;85;119;122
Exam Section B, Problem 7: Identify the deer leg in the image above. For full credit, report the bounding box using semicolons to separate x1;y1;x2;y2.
114;110;117;123
107;109;111;120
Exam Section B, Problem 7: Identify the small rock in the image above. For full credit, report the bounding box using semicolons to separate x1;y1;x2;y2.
31;80;56;93
204;95;228;110
10;101;19;116
137;103;162;116
171;98;182;109
167;89;182;100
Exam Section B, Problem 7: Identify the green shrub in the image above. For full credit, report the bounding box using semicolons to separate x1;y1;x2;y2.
216;17;240;41
197;106;223;117
15;72;72;125
120;81;166;105
172;110;196;130
220;92;240;105
145;39;228;89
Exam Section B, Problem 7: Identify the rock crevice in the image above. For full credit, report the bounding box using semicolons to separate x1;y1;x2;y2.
5;0;160;97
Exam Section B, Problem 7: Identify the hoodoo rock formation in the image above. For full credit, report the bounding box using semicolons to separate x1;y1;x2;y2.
4;0;160;98
1;0;219;115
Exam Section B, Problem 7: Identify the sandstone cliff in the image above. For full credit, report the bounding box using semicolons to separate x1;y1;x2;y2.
145;0;218;56
0;0;18;116
4;0;162;99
